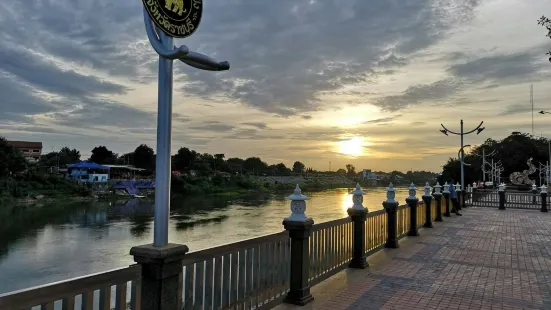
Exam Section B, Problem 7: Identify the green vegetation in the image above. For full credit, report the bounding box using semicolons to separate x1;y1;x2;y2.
0;137;92;205
440;132;550;185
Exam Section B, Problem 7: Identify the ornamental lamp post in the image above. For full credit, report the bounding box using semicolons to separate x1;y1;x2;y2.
130;2;230;308
440;120;485;209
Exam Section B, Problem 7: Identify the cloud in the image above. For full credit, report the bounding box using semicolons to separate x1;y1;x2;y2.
447;51;548;83
177;0;480;115
374;78;461;111
188;121;234;132
364;116;400;125
242;122;268;130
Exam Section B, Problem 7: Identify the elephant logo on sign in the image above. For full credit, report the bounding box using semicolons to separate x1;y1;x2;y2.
165;0;186;16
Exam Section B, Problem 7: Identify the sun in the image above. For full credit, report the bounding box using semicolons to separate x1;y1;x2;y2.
338;137;364;156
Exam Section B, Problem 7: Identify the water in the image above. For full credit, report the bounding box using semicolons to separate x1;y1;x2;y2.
0;187;408;294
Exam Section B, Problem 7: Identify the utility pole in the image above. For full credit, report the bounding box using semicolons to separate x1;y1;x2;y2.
440;119;485;208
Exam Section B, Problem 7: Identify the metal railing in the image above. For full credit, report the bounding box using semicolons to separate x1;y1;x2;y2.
181;231;290;310
0;265;141;310
309;218;352;286
1;203;426;310
469;189;549;209
396;205;410;238
365;209;387;255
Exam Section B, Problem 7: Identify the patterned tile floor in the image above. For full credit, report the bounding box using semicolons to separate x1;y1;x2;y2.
274;207;551;310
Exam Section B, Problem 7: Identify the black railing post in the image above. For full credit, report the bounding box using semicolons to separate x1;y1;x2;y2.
130;243;189;310
532;184;538;205
423;182;434;228
433;182;443;222
406;183;419;237
282;185;314;306
540;185;548;213
383;183;399;248
498;184;506;210
347;183;369;269
443;182;451;217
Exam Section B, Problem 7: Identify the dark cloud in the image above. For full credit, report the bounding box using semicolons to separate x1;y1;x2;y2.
0;46;128;97
374;79;461;111
447;52;545;83
177;0;480;115
364;116;400;125
188;121;234;132
242;122;268;129
51;98;155;128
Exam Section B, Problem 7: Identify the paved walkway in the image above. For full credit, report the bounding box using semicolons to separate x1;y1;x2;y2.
275;207;551;310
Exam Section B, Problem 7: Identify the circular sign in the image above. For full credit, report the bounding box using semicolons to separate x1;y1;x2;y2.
142;0;202;38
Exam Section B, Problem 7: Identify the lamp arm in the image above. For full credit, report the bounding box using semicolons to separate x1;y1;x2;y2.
464;121;484;135
144;8;189;59
441;124;461;135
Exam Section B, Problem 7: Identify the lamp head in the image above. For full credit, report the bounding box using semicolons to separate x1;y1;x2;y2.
540;111;546;115
440;129;448;136
476;127;485;135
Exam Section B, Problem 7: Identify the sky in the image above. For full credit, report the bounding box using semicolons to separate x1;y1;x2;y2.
1;0;550;173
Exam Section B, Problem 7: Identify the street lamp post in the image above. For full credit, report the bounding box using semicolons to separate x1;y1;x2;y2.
440;120;485;209
130;2;231;308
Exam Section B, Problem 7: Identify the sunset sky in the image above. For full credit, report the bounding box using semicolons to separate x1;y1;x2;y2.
1;0;550;172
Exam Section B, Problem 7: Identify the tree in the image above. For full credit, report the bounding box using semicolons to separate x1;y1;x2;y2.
292;161;305;173
89;146;118;164
226;157;244;174
0;137;27;177
244;157;268;175
172;147;199;171
345;164;356;176
213;153;227;171
440;132;550;185
538;16;551;62
133;144;155;171
40;147;80;167
336;168;346;174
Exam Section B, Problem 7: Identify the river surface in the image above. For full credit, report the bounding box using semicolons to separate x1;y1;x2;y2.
0;187;409;294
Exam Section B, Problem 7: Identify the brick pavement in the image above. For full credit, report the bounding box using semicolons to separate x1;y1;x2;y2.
274;207;551;310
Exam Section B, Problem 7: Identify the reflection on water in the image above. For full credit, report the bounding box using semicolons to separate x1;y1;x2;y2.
0;187;407;294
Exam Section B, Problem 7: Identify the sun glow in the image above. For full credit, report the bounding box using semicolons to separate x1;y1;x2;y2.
338;137;365;156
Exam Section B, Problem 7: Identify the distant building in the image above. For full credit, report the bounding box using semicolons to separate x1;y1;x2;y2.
7;140;43;162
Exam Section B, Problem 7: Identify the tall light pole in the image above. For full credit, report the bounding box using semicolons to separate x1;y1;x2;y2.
440;120;485;208
142;6;229;247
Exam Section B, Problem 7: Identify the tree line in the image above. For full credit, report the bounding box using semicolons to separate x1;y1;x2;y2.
440;132;551;186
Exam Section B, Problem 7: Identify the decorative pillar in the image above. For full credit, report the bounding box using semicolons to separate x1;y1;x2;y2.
532;184;538;205
383;183;399;248
422;182;434;228
347;183;369;269
406;183;419;236
443;182;451;217
282;185;314;305
433;182;443;222
130;244;189;310
540;184;548;213
454;182;461;212
498;183;505;210
472;182;477;204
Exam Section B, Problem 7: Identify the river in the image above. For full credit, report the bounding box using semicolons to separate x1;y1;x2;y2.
0;187;409;294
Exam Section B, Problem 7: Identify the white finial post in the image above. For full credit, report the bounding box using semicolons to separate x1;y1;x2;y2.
350;183;366;211
407;182;417;200
443;181;450;194
455;182;461;192
472;182;477;188
498;183;505;192
423;182;431;197
434;182;442;195
386;183;396;203
285;184;311;222
533;184;538;191
541;184;548;194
